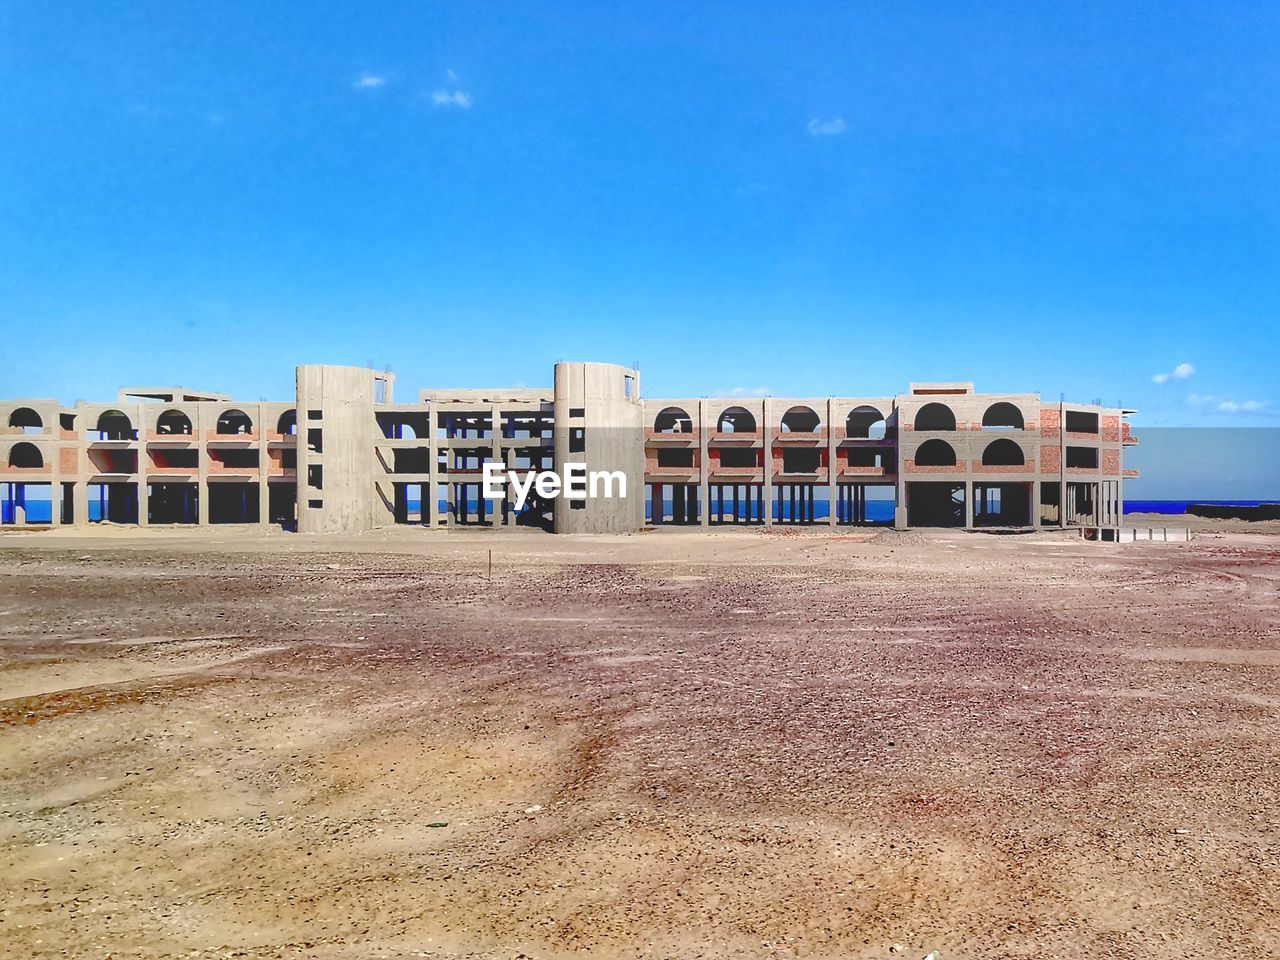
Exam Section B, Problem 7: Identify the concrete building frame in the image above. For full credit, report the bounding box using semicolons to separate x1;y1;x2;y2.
1;365;1137;534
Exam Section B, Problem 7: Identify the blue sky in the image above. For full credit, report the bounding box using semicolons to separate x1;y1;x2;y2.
1;2;1277;430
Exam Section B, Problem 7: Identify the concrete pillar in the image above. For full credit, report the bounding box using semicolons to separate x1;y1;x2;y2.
74;417;90;526
762;398;773;527
698;400;709;527
1058;401;1068;529
826;398;837;526
427;402;439;528
136;403;149;527
964;480;974;529
893;400;907;529
197;404;210;525
257;402;269;526
490;403;501;526
50;432;61;528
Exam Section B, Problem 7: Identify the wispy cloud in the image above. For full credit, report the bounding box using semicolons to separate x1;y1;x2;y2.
1217;399;1266;414
1189;393;1267;415
1151;362;1195;385
353;73;387;90
430;88;471;109
807;117;846;137
723;386;772;398
430;70;472;109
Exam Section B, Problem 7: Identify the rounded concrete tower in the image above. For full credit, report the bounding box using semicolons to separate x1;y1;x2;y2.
552;362;644;534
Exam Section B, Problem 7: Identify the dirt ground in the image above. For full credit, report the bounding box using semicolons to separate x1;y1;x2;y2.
1;523;1278;960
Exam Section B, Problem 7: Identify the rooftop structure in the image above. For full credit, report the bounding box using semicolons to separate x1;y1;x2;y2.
0;362;1137;534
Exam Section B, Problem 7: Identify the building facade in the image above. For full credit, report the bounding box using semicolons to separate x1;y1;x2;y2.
0;362;1137;533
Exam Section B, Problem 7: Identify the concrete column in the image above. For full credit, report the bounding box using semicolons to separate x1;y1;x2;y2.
197;404;210;525
257;402;269;526
50;430;61;528
964;480;974;529
698;400;709;527
136;403;149;527
762;398;773;527
1058;401;1067;529
1117;465;1124;530
893;398;907;530
490;403;501;527
826;397;837;527
74;414;89;526
427;402;439;528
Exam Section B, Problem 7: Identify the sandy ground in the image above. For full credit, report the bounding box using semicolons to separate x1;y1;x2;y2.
1;524;1278;960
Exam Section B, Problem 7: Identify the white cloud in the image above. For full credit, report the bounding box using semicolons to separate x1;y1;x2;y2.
724;386;772;398
1190;393;1266;415
1151;361;1195;385
1218;399;1266;414
431;88;472;109
807;117;846;137
353;73;387;90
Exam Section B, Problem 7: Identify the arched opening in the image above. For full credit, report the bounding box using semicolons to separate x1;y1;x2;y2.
95;410;134;441
8;408;42;435
216;409;254;435
156;409;193;435
981;402;1024;430
8;442;42;468
981;438;1025;466
780;405;820;433
914;438;957;467
914;403;956;431
653;406;693;434
277;410;297;436
716;407;757;433
391;421;418;440
845;405;886;439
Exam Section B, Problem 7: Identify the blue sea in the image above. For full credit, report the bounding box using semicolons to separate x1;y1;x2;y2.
1122;499;1279;515
3;496;1276;525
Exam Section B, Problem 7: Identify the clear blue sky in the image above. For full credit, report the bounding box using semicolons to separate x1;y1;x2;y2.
1;2;1276;430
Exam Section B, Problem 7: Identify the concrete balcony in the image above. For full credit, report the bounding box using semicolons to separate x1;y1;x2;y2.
708;465;764;480
87;438;137;448
837;435;895;446
644;429;699;445
708;431;761;446
0;463;51;477
204;437;259;450
771;430;824;445
772;469;824;481
644;467;700;483
902;462;964;475
971;461;1034;474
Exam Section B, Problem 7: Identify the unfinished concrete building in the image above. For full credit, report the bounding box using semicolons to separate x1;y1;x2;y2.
1;364;1137;534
